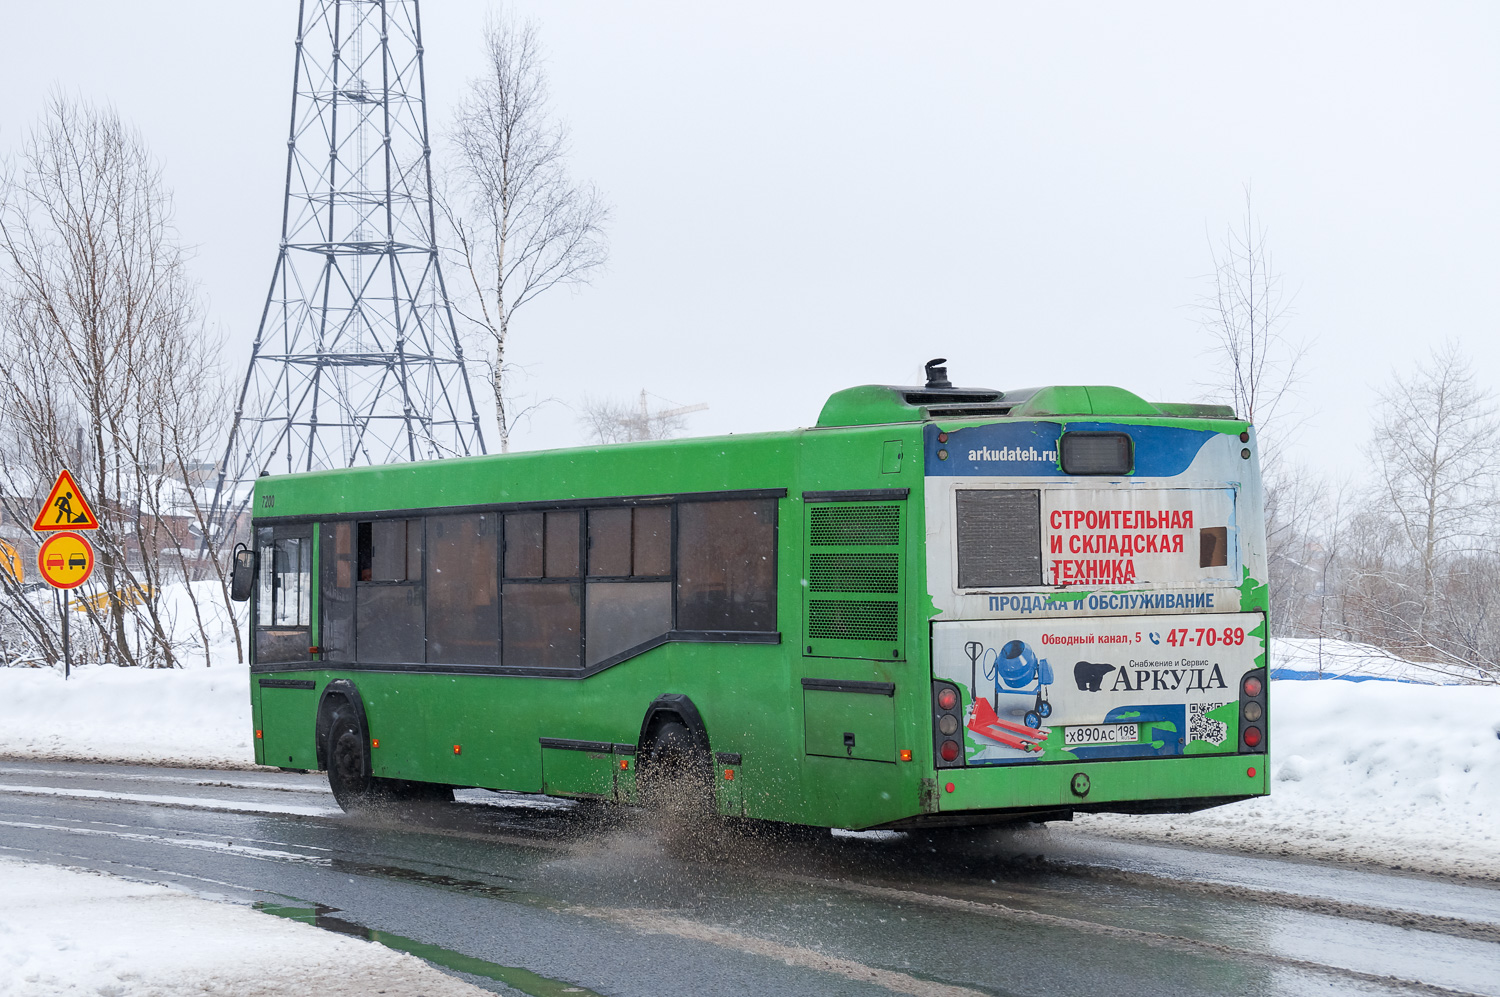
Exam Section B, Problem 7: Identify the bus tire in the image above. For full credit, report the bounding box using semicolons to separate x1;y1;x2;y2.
639;719;713;817
326;703;378;811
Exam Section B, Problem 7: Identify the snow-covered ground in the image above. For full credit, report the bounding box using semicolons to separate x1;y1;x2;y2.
0;659;255;768
1271;634;1492;685
1;603;1498;879
0;857;490;996
1079;677;1500;881
0;580;253;767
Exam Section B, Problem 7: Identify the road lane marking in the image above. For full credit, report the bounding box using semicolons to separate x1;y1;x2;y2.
0;783;340;817
568;905;991;997
0;841;273;898
0;765;332;793
0;819;332;865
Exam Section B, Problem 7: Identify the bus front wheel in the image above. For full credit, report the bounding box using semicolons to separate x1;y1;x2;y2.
326;704;377;811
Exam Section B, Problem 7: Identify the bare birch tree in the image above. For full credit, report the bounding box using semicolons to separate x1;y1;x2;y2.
0;95;235;668
444;10;610;452
1200;187;1305;440
1368;341;1500;624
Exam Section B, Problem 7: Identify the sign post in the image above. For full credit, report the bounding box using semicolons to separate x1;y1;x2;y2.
33;471;100;679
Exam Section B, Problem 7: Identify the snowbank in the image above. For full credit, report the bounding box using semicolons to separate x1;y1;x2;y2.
0;579;254;767
0;857;489;996
0;660;254;768
1271;636;1491;685
1079;678;1500;881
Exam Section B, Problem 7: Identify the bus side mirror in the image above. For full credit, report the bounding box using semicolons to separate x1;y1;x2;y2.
229;544;257;602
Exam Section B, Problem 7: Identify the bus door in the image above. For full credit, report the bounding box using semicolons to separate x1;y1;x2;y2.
254;523;314;666
253;523;315;767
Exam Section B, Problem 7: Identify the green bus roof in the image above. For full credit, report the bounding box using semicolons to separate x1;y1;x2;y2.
815;383;1236;428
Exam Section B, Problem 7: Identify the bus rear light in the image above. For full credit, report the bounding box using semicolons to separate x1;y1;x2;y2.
371;738;379;748
899;749;912;761
944;782;955;793
619;759;629;770
724;769;735;781
1248;767;1257;778
932;680;966;769
255;730;262;739
1238;666;1267;754
453;744;462;755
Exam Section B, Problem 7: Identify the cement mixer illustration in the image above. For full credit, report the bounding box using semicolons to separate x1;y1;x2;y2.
966;639;1055;731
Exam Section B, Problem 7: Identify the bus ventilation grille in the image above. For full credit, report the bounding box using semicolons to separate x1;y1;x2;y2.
808;553;899;593
808;505;900;546
807;600;899;641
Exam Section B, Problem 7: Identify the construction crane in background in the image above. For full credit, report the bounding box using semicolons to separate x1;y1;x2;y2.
627;390;708;441
580;390;708;444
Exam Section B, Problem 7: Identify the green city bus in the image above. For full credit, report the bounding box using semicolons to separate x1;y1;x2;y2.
239;361;1269;828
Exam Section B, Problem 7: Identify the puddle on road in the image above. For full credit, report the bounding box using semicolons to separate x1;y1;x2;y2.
256;902;604;997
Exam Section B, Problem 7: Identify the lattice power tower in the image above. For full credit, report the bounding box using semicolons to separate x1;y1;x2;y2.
212;0;484;531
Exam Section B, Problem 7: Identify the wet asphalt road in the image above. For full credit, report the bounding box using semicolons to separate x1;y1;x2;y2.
2;760;1499;997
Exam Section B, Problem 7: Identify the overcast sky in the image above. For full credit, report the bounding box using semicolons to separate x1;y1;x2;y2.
1;2;1495;479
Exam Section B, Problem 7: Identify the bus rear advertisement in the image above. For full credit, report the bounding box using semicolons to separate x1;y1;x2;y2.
237;362;1269;830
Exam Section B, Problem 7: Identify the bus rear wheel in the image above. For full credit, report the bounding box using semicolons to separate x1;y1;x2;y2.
639;719;713;819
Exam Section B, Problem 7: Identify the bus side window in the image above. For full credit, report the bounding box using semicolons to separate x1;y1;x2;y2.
677;499;776;632
428;513;499;666
321;521;355;661
258;532;310;628
255;527;312;664
588;507;632;577
633;505;671;576
360;519;422;581
584;506;674;666
355;518;426;664
503;510;582;669
504;512;544;578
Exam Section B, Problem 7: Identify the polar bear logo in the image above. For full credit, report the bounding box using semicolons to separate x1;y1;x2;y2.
1073;661;1116;692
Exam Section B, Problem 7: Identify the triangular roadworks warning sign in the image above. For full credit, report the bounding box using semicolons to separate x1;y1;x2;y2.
32;469;100;532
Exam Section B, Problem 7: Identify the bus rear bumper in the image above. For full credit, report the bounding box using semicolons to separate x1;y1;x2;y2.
931;752;1267;819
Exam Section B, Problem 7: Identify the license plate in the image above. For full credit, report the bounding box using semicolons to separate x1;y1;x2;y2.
1064;724;1139;746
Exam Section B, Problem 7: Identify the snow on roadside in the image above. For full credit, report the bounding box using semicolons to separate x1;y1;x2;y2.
1077;678;1500;881
0;581;254;767
1271;635;1490;685
0;660;254;768
0;857;491;997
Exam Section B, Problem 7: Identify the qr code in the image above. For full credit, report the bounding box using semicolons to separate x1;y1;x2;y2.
1189;702;1228;746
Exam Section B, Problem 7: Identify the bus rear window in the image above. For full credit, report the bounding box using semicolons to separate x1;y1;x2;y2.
1060;432;1133;475
956;489;1041;588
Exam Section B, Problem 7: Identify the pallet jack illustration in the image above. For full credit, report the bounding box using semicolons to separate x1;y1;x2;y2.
965;640;1054;754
